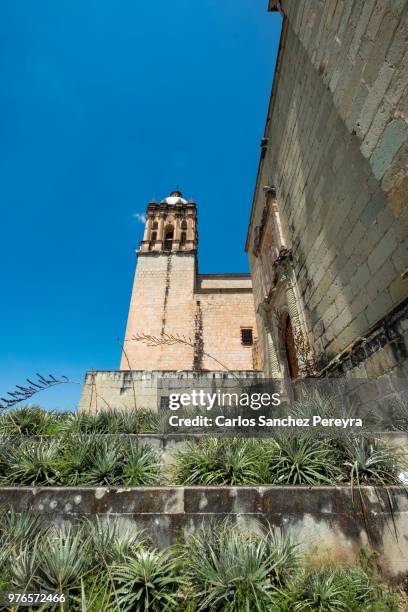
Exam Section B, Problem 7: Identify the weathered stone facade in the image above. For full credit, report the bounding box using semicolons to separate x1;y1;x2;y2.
4;483;408;579
78;370;261;413
247;1;408;381
79;192;260;412
121;192;259;372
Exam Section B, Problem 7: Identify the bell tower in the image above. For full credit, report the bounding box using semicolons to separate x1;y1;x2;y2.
139;191;198;254
121;190;198;370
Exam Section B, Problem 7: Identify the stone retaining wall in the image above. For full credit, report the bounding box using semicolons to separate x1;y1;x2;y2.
78;370;262;413
1;485;407;580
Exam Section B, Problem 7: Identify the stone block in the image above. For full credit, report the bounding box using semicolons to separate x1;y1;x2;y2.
370;118;407;180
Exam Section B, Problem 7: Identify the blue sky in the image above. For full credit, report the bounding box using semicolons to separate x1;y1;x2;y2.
0;1;281;410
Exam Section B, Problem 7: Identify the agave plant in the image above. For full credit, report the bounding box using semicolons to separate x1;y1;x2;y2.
37;525;91;593
281;566;397;611
86;517;146;565
268;435;339;485
0;405;61;436
83;437;124;486
56;433;100;485
80;574;117;612
172;437;270;485
121;442;161;485
339;436;402;487
183;521;297;611
379;396;408;433
9;541;41;592
113;548;184;611
0;508;46;550
1;439;61;485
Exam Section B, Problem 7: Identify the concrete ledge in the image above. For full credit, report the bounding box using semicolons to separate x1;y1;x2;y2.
0;485;407;578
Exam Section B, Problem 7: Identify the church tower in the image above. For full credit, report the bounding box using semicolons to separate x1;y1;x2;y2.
121;191;198;370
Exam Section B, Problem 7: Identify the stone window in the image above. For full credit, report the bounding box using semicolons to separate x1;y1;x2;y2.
241;328;253;346
149;231;157;251
164;231;173;250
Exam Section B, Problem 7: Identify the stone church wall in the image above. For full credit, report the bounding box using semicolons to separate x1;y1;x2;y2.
120;254;259;372
248;0;408;378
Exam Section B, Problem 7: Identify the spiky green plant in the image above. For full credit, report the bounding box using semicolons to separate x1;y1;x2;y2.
268;435;339;485
37;525;91;593
56;433;100;485
9;542;40;592
80;574;117;612
83;437;124;486
113;408;159;434
112;548;184;611
0;508;46;550
281;566;398;611
86;517;146;565
378;396;408;433
183;521;298;611
339;436;402;487
172;437;271;485
58;411;99;435
1;439;61;485
0;405;62;436
121;443;161;485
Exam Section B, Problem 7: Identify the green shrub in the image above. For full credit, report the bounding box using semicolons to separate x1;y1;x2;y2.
58;408;159;435
1;439;61;486
172;436;344;486
0;406;160;437
0;435;161;487
182;521;298;611
172;437;271;485
36;525;91;593
281;566;398;611
0;406;62;436
87;516;146;565
9;543;40;592
339;436;402;487
267;435;340;485
0;508;46;549
81;436;124;486
56;433;100;485
112;548;185;611
121;442;161;485
0;512;399;610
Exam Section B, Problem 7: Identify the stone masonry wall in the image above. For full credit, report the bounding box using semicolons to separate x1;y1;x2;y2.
198;290;258;370
121;253;259;371
248;1;408;374
121;252;196;370
4;485;408;579
78;370;261;413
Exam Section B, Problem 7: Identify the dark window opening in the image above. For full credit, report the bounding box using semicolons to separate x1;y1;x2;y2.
149;231;157;251
241;328;253;346
180;231;187;246
164;229;174;251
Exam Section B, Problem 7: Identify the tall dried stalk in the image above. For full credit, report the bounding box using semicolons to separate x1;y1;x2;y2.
0;373;80;411
131;332;243;384
118;338;141;447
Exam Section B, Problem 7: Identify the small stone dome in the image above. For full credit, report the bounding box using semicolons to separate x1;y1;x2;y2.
160;189;188;205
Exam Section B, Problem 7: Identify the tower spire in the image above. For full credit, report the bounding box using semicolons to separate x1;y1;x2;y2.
139;191;197;254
